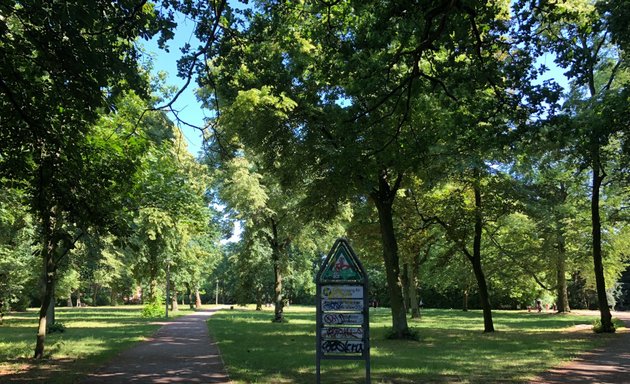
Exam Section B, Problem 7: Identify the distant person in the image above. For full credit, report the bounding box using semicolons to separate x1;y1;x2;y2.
536;299;542;312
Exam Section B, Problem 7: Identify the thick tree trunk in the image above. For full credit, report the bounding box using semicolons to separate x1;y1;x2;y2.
470;181;494;332
591;158;613;332
35;230;57;359
555;249;570;313
171;284;178;312
186;283;194;309
272;252;284;322
372;171;410;338
195;287;202;308
268;218;286;323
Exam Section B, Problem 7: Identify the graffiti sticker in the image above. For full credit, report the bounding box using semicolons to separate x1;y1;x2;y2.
321;299;364;311
321;327;364;340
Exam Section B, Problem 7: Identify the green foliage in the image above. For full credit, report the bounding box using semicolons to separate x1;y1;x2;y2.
141;295;166;318
47;322;66;334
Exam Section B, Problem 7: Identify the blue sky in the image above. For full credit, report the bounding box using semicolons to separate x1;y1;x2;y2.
142;13;207;157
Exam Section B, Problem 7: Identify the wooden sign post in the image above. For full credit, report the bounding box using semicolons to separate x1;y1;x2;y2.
316;238;370;383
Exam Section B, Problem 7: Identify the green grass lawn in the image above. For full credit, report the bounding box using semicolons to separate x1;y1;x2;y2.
0;305;196;383
0;305;618;384
208;306;613;384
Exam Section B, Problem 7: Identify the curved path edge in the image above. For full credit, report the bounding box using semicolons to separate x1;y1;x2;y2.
529;310;630;384
83;307;231;384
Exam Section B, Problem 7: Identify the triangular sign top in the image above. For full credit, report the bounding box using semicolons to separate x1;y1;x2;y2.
318;238;365;283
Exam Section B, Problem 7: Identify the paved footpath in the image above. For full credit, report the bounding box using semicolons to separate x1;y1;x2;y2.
529;310;630;384
83;308;231;384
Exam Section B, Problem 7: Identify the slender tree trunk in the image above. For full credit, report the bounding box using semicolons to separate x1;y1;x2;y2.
372;171;410;338
67;292;73;308
591;155;613;331
408;258;420;319
272;250;284;322
463;289;469;311
401;263;410;313
110;288;118;306
76;291;82;307
92;284;99;306
470;180;494;332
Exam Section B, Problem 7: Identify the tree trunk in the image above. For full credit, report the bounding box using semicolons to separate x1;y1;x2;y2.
401;263;410;313
555;247;570;313
67;292;73;307
186;283;194;309
469;180;494;332
591;155;613;332
110;288;118;306
372;171;410;338
76;291;82;307
408;257;420;319
195;287;202;308
555;183;570;313
463;289;469;311
35;225;57;359
272;250;284;322
171;284;178;312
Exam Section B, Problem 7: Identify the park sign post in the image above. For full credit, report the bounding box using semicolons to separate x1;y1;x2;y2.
316;238;370;384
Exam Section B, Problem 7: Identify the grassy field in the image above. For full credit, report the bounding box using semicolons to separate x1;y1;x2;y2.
0;305;196;383
208;306;613;384
0;305;619;384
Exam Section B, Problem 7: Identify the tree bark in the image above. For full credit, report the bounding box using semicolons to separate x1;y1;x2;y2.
372;170;410;338
555;245;570;313
463;289;469;312
195;287;202;308
35;220;57;358
272;252;284;322
552;183;570;313
171;284;178;312
401;263;410;313
591;154;613;331
408;257;420;319
469;179;494;332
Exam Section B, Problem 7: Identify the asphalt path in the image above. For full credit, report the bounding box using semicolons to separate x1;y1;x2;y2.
82;308;231;384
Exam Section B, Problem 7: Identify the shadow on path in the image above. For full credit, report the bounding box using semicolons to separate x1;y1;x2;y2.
530;311;630;384
83;308;231;384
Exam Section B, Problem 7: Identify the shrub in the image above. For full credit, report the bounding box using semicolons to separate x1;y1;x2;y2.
48;322;66;333
141;296;165;318
592;317;624;333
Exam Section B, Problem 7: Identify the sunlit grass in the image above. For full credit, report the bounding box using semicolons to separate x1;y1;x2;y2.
209;306;611;384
